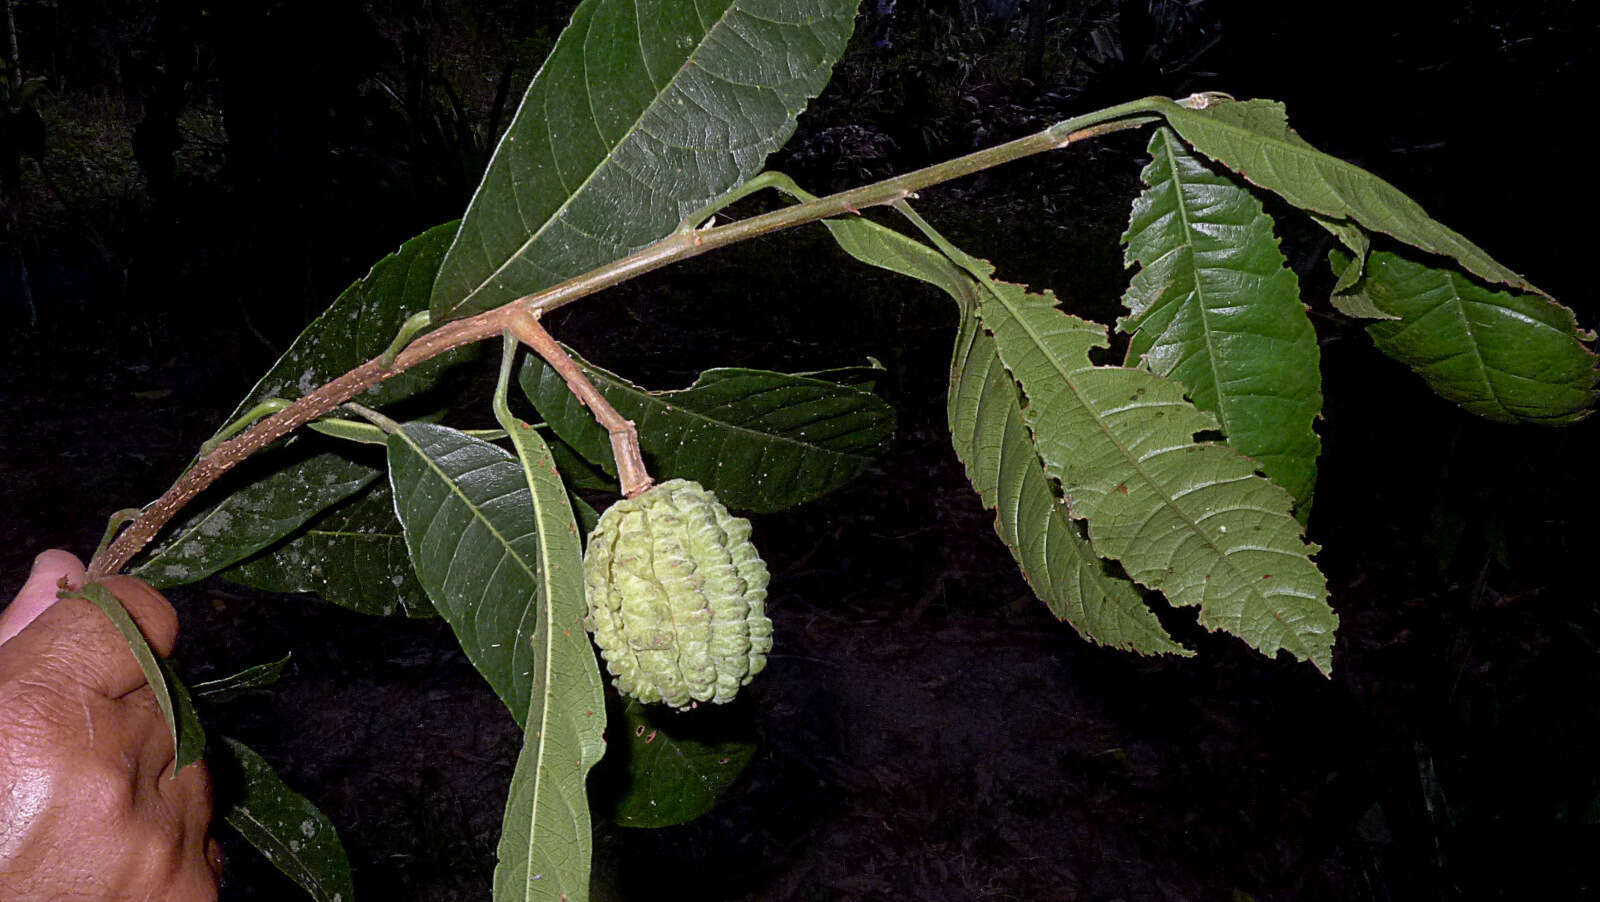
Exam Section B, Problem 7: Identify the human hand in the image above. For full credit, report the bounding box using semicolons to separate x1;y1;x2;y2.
0;550;220;901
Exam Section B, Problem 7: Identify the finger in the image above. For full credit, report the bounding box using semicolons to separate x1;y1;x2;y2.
169;855;221;902
0;550;86;645
207;838;225;881
144;752;212;824
125;755;218;902
169;850;222;902
0;581;180;699
162;758;220;901
121;683;181;777
99;575;180;658
164;756;214;825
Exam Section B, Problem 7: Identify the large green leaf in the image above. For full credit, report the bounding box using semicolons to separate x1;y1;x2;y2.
597;699;756;829
1126;98;1592;427
1120;127;1323;506
519;356;895;512
387;423;554;724
214;737;355;902
429;0;860;322
490;338;607;902
903;210;1336;674
1333;249;1598;424
806;209;1189;655
949;307;1192;655
133;221;472;588
134;443;381;590
1155;97;1545;298
223;482;435;618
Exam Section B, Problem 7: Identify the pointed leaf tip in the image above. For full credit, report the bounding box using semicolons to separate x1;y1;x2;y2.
1335;249;1598;424
1120;127;1323;507
802;207;1190;654
1158;97;1545;301
898;209;1335;672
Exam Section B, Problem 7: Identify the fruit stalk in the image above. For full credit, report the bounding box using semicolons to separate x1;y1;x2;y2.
506;308;653;498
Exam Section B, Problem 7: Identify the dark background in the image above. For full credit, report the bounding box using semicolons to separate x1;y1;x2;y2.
2;1;1597;899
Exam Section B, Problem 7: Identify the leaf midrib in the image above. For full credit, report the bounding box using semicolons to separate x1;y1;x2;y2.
1429;271;1512;420
396;427;540;692
589;365;885;459
456;0;747;315
225;811;335;896
303;529;402;541
1162;100;1529;294
981;292;1304;647
1153;127;1229;433
512;422;565;899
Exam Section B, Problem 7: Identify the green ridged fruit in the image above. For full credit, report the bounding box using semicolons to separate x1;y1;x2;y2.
583;479;772;709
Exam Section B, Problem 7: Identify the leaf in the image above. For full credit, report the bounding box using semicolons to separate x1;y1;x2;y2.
809;210;1189;654
571;492;602;538
1310;214;1376;299
1120;127;1323;506
155;658;206;775
490;339;607;902
1327;291;1396;322
948;306;1191;656
520;355;895;512
1333;249;1599;424
193;654;292;701
1326;244;1398;321
303;417;392;446
64;583;206;772
1155;97;1546;298
214;737;355;902
133;221;474;589
904;210;1336;674
387;422;558;724
794;359;889;391
133;444;382;591
597;699;756;829
548;435;619;494
223;482;435;618
429;0;861;322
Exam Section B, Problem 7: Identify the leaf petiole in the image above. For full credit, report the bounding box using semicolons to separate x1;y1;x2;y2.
378;309;433;370
679;170;806;232
199;399;293;456
95;508;144;560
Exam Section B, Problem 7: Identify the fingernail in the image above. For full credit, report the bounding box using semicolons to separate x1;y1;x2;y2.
1;551;85;645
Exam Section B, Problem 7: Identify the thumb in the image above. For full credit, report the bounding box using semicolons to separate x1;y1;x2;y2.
0;550;87;646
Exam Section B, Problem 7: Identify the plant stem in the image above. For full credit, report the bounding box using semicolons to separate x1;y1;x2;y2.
86;100;1166;579
505;309;653;498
